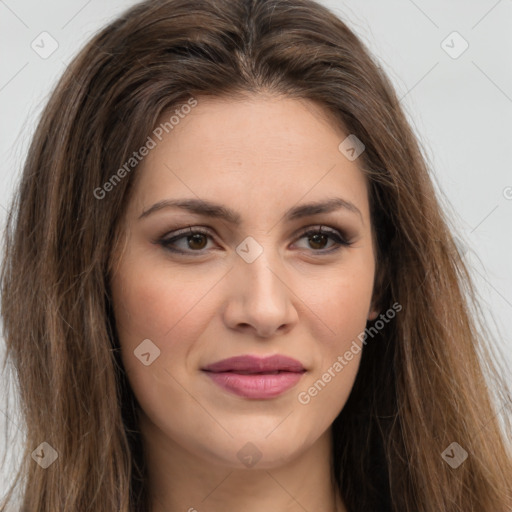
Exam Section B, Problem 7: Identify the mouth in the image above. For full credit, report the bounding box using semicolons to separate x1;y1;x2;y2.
201;354;306;399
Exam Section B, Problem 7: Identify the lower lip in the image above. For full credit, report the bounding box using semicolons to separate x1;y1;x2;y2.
203;371;305;399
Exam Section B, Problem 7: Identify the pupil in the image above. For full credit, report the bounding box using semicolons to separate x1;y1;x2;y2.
189;234;207;250
310;233;327;249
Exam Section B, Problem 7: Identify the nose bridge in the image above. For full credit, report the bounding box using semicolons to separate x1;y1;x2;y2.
224;234;297;336
235;235;285;303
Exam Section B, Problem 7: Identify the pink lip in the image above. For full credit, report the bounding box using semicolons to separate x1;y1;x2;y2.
202;355;306;399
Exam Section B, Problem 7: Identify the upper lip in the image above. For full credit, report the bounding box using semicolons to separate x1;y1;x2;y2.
202;354;305;374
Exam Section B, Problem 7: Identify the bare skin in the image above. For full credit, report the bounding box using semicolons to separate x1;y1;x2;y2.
110;94;379;512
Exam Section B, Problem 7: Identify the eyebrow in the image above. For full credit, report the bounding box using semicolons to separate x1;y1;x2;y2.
138;197;362;223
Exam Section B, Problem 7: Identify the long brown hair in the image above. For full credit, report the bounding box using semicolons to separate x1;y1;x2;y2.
1;0;511;510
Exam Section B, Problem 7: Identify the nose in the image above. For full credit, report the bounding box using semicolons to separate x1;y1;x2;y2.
222;247;298;339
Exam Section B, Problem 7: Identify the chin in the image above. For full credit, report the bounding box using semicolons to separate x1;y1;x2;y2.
198;428;315;470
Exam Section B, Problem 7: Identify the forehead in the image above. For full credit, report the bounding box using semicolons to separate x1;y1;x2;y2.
127;95;370;223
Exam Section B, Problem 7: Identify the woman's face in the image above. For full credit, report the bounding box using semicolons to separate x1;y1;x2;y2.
110;94;378;469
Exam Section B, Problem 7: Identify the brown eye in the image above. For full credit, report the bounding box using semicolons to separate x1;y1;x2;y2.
294;226;351;253
186;233;208;250
157;227;214;254
157;225;351;256
307;232;330;250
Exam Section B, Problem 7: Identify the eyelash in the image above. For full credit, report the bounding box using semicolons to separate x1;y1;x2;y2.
155;225;353;256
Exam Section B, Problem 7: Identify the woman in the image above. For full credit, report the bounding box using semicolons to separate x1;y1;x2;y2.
1;0;511;510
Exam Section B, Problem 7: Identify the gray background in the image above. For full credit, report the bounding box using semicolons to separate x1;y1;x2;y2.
1;0;511;501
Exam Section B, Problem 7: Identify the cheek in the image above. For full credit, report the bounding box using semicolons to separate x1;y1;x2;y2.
111;266;212;425
300;258;375;343
293;257;374;403
316;280;372;333
110;263;237;464
110;262;204;371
